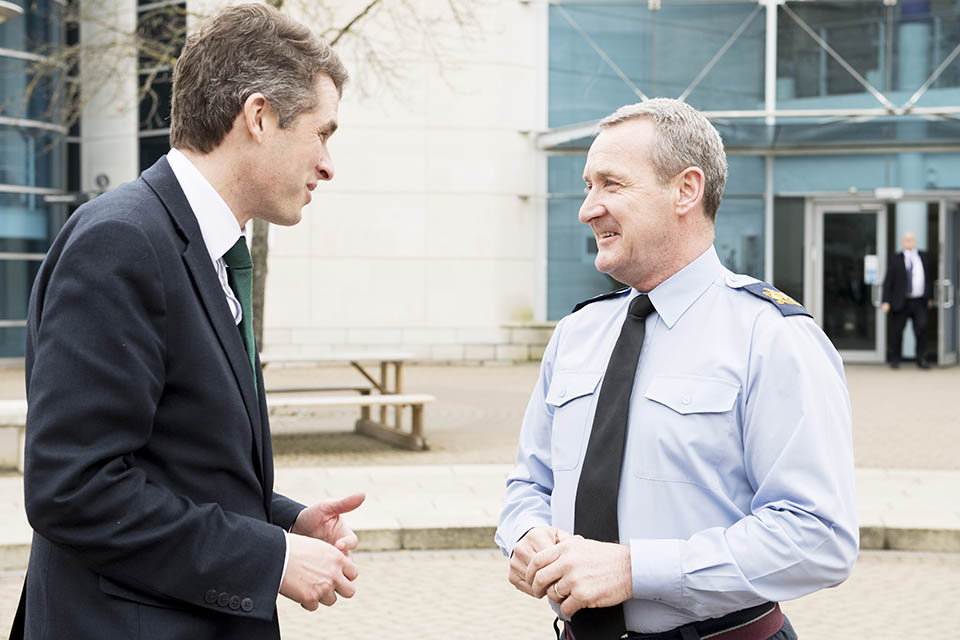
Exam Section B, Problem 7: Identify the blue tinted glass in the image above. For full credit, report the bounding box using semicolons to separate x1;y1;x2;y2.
0;259;40;321
715;196;764;278
726;155;764;195
0;1;62;52
547;195;619;320
0;191;64;252
0;325;27;358
0;57;63;121
549;3;764;128
0;124;65;189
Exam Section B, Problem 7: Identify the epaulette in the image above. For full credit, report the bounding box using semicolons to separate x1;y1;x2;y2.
572;286;631;313
726;275;811;318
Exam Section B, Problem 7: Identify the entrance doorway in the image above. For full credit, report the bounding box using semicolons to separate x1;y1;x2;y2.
805;198;960;365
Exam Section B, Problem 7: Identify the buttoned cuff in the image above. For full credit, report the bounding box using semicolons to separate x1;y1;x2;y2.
630;539;683;606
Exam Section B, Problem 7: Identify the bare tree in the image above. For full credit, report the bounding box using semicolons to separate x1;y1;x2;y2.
13;0;484;347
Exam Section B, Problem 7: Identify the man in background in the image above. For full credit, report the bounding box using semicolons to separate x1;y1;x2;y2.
882;231;935;368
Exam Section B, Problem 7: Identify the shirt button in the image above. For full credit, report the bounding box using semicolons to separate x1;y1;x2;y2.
558;387;566;398
241;597;254;612
681;394;692;405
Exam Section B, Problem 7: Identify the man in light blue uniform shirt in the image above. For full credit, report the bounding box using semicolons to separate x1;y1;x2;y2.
496;99;858;640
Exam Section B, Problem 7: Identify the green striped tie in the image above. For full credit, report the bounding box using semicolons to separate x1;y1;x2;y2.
223;236;257;380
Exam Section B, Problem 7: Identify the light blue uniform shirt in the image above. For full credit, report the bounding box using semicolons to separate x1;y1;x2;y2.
496;246;858;634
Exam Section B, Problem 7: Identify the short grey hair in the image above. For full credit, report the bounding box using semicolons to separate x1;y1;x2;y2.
597;99;727;221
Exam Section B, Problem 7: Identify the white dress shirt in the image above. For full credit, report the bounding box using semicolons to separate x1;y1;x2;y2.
904;249;925;298
165;148;291;588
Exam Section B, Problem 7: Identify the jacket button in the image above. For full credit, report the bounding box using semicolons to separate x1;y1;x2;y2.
241;597;254;612
204;589;217;604
229;595;242;610
217;592;230;607
558;387;566;398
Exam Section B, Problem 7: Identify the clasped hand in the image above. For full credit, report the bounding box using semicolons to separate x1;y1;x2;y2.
279;493;365;611
508;526;632;618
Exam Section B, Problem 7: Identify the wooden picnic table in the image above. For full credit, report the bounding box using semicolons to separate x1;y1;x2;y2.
259;352;431;450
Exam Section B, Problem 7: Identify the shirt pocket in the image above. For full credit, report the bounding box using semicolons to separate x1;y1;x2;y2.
545;371;603;471
636;375;740;487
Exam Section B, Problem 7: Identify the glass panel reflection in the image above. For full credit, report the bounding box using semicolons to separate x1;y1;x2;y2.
823;212;877;351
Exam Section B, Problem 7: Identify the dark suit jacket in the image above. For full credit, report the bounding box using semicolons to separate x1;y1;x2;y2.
14;158;304;639
882;250;934;312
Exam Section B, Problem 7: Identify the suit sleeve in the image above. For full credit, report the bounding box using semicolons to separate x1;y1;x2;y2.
24;218;286;621
882;254;895;304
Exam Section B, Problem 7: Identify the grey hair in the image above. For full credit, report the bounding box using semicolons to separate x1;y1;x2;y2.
597;98;727;221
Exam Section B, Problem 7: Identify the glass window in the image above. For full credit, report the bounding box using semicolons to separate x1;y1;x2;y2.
0;57;63;122
715;196;764;278
0;191;65;253
137;3;186;71
0;326;27;358
549;2;764;128
0;0;63;53
773;197;804;305
139;69;172;131
0;125;65;189
139;133;169;173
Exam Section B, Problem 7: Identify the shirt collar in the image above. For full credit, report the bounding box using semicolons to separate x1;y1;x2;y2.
166;148;243;264
644;245;724;329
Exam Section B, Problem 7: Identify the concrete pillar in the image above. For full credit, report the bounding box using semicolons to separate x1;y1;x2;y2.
80;0;138;193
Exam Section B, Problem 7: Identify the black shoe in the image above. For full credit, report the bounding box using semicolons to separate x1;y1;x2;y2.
918;360;931;369
889;362;900;369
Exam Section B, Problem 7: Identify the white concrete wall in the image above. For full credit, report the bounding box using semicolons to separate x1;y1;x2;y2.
263;0;545;360
80;0;139;192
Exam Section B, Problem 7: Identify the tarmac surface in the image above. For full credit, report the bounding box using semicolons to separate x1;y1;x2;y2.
0;360;958;637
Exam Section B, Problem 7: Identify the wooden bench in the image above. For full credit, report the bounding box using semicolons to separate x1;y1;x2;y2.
266;393;435;451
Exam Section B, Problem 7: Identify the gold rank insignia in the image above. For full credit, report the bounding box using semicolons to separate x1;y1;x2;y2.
761;288;801;307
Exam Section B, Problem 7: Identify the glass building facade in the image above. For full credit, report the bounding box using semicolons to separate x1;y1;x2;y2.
544;0;960;366
0;0;68;357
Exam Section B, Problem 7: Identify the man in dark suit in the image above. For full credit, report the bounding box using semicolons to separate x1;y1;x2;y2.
882;231;935;368
12;5;364;638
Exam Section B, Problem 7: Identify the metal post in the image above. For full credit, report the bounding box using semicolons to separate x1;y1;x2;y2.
379;362;388;424
765;154;775;284
764;0;777;127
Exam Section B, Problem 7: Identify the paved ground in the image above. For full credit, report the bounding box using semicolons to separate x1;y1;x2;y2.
2;361;957;469
1;550;957;638
264;362;960;471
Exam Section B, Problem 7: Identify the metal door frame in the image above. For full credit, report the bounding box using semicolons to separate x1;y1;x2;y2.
806;199;887;363
938;199;959;366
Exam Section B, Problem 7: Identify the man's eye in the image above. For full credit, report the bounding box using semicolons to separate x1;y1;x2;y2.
583;184;592;194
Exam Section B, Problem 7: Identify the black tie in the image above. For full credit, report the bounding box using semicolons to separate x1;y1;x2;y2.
571;294;656;640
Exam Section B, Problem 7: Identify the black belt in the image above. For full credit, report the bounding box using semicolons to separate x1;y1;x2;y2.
563;602;783;640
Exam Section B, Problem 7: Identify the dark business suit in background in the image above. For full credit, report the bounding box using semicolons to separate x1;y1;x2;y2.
882;248;934;367
14;158;303;639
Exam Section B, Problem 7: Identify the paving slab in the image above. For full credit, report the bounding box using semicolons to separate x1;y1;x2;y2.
0;464;957;568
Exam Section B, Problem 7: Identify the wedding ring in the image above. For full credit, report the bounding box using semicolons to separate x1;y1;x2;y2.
553;583;563;599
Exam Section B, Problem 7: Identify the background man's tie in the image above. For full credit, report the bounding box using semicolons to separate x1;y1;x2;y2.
905;254;913;295
223;236;257;379
571;294;656;640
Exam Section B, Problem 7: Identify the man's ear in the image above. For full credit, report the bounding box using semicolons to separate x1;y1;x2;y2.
675;166;705;217
241;93;270;143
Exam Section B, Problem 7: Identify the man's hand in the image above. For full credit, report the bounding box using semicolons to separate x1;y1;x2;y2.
881;302;890;314
526;534;632;618
280;534;359;611
508;526;571;597
291;493;365;554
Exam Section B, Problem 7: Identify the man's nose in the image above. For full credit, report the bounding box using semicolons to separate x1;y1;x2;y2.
579;200;604;224
317;150;334;181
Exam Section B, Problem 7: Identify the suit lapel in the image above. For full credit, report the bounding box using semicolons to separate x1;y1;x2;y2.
141;158;265;483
